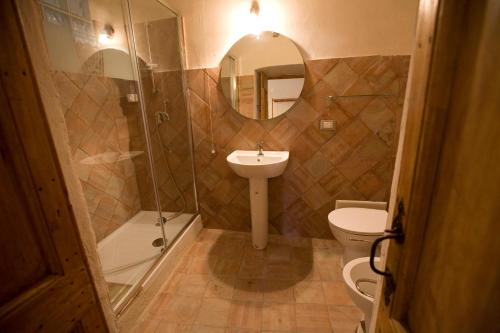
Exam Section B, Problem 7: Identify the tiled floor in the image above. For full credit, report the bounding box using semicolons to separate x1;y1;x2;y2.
127;229;363;333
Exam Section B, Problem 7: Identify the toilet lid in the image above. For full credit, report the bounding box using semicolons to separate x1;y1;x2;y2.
328;208;387;235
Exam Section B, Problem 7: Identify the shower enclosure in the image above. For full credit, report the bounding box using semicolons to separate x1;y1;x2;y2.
37;0;197;312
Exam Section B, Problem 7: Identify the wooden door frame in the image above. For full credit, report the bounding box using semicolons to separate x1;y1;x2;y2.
2;0;118;331
371;0;477;331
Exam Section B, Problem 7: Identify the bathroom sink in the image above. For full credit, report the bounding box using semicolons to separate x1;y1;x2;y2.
226;149;289;249
226;150;289;178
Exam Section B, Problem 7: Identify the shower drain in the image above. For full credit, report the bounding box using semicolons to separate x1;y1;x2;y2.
152;238;165;247
156;216;167;226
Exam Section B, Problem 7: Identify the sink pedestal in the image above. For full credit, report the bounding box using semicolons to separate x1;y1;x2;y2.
249;178;268;249
226;150;289;250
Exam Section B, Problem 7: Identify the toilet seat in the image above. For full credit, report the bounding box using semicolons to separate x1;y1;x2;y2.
328;208;387;236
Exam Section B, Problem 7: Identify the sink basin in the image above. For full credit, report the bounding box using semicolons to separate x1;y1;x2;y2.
227;150;289;249
226;150;289;178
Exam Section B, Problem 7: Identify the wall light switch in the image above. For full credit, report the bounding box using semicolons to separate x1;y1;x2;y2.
320;119;336;131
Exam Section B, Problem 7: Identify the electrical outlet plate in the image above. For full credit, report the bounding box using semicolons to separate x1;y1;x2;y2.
126;93;139;102
320;119;336;131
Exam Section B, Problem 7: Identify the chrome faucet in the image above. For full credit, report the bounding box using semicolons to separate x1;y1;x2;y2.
256;141;264;156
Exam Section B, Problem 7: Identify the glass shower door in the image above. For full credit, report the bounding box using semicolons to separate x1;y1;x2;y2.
37;0;169;310
127;0;198;247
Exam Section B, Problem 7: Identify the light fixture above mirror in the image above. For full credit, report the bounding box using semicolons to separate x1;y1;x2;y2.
249;0;262;37
219;31;305;120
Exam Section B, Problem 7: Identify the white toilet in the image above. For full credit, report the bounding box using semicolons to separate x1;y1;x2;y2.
343;257;379;332
328;206;387;266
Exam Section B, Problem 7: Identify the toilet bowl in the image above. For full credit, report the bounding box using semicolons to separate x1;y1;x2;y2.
328;207;387;266
343;257;379;332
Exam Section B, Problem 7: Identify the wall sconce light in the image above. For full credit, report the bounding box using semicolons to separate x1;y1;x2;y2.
98;24;115;45
249;1;263;37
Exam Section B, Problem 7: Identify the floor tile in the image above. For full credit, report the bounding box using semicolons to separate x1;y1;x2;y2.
243;245;266;261
175;256;192;273
295;303;332;332
187;242;213;257
327;305;363;331
288;236;313;248
294;281;326;304
262;302;296;331
204;276;236;299
176;274;210;297
262;280;295;303
150;294;202;324
155;322;191;333
292;247;314;262
322;281;354;305
188;257;217;274
163;272;184;293
317;257;343;281
265;244;293;263
214;257;242;275
294;261;321;281
313;248;341;262
228;300;263;330
238;257;267;279
224;328;260;333
233;279;265;301
195;298;232;327
266;262;296;280
128;318;159;333
189;326;224;333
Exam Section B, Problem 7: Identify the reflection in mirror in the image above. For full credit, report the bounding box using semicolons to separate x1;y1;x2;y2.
83;48;134;80
220;31;305;120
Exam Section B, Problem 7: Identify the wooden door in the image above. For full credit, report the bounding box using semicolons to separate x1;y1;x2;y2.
259;72;269;119
374;0;500;332
0;1;108;332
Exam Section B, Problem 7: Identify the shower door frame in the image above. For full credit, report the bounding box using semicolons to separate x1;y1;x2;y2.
111;0;199;315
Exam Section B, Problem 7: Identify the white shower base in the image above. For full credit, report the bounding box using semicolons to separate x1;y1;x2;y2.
97;210;193;288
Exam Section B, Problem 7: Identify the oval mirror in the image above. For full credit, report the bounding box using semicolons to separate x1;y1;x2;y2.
219;31;305;120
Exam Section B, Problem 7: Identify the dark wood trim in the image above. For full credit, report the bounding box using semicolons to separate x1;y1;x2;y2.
376;0;499;331
0;0;109;331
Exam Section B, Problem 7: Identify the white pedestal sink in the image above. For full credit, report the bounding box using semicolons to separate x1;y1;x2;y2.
227;150;289;249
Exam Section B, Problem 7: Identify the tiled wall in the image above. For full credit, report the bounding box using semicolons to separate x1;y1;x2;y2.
187;55;410;238
53;71;145;242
